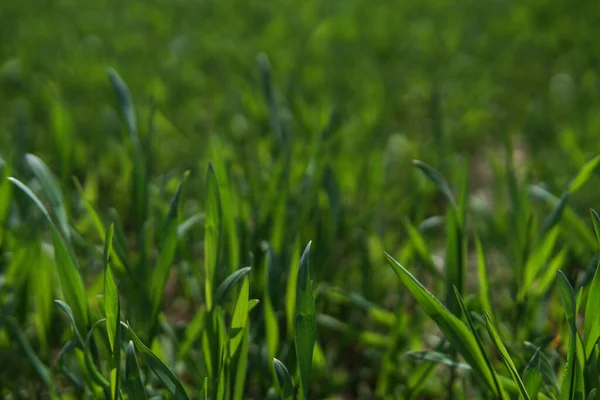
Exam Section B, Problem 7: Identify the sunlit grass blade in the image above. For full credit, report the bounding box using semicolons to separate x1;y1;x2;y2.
103;224;120;399
406;350;471;370
568;153;600;194
10;177;90;336
585;210;600;357
454;288;506;399
215;267;251;306
286;238;301;338
125;322;190;400
404;219;441;277
205;162;222;311
557;270;585;400
484;312;531;400
385;252;500;396
124;341;148;400
229;275;249;357
273;358;294;400
519;226;561;301
295;241;316;399
475;235;493;316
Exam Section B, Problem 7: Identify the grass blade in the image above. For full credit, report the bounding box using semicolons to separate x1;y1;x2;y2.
523;349;543;400
413;160;456;208
585;210;600;357
273;358;294;400
10;177;90;336
205;162;222;311
475;235;493;315
103;224;121;399
124;341;148;400
484;312;531;400
125;322;190;400
215;267;252;306
229;275;250;357
295;241;316;399
568;153;600;194
385;252;500;396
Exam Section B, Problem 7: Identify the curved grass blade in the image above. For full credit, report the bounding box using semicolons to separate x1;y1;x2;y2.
404;219;441;277
124;341;148;400
484;312;531;400
205;162;222;311
229;275;250;357
454;288;506;399
10;177;89;336
25;154;70;240
385;252;500;396
104;224;121;399
406;350;471;370
568;153;600;194
54;300;84;346
412;160;456;208
84;319;110;389
125;322;190;400
295;241;316;399
273;358;294;400
215;267;252;306
585;210;600;357
523;349;543;400
263;242;280;362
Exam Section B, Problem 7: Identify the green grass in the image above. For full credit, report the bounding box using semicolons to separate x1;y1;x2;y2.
3;0;600;398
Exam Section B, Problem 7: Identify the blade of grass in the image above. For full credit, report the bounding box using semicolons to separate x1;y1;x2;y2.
273;358;294;400
124;341;148;400
584;210;600;358
412;160;456;208
205;162;222;311
295;241;316;399
125;322;190;400
103;224;121;400
215;267;252;306
10;177;90;336
385;252;500;396
484;312;531;400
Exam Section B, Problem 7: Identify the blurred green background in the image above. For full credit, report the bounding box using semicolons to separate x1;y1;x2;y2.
2;0;600;398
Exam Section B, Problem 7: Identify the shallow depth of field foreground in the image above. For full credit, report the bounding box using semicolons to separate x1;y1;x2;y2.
2;0;600;399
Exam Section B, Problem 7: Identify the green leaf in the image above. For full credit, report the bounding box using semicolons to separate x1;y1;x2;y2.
263;243;280;362
125;322;190;400
557;270;585;400
405;350;472;370
229;275;250;357
103;224;120;400
24;153;70;241
585;210;600;357
215;267;252;306
10;177;90;337
205;162;222;311
568;153;600;194
454;288;506;399
523;349;543;400
385;252;500;396
54;300;84;346
286;239;301;338
413;160;456;208
84;319;110;389
295;241;316;399
124;341;148;400
445;206;466;316
484;312;531;400
475;235;493;315
151;172;187;321
273;358;294;400
519;226;561;301
404;219;440;277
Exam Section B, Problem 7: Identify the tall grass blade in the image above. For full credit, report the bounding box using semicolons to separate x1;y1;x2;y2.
295;241;316;399
385;252;500;395
273;358;294;400
568;153;600;194
484;312;531;400
523;349;543;400
215;267;251;306
10;177;90;336
205;162;222;311
125;322;190;400
413;160;456;208
585;210;600;357
103;224;121;399
124;341;148;400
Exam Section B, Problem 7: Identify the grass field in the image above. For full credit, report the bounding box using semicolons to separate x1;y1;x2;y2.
2;0;600;398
